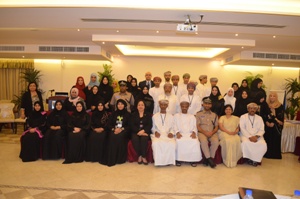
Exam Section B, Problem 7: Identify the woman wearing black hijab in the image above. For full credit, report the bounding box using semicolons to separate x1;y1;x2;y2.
20;101;47;162
104;99;130;166
209;86;225;117
85;101;109;163
128;77;140;99
98;76;113;111
134;86;154;114
86;85;104;111
63;101;91;164
43;100;69;160
250;78;266;102
233;90;252;117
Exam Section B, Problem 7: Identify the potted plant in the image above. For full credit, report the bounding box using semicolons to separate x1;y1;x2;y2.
97;64;115;86
284;78;300;120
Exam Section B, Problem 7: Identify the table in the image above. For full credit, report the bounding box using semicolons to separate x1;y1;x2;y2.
281;121;300;153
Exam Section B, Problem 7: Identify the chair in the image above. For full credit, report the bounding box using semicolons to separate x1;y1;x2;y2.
127;140;154;163
0;102;15;133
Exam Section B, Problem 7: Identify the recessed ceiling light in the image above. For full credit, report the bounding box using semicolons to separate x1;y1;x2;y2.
195;32;198;35
235;33;239;36
102;42;105;44
116;30;119;33
22;56;25;58
156;30;159;33
272;63;275;66
77;29;80;32
241;46;244;49
115;45;229;58
273;35;276;38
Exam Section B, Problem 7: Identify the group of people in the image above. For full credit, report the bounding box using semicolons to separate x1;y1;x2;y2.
18;71;284;169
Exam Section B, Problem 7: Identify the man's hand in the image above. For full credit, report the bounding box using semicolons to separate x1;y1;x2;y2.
190;132;197;139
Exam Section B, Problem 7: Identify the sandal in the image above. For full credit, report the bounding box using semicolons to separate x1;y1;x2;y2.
176;161;182;166
190;162;197;167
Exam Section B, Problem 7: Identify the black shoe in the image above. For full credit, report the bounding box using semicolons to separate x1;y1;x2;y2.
176;161;182;166
247;159;253;165
202;159;208;166
207;158;216;168
252;161;258;167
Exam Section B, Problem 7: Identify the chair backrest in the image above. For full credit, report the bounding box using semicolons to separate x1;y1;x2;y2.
0;103;15;119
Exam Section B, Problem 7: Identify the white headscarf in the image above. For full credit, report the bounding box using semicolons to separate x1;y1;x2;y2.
224;87;236;111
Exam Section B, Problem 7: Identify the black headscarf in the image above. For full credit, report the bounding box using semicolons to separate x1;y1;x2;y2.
92;100;108;126
115;99;128;115
210;86;222;102
98;76;113;104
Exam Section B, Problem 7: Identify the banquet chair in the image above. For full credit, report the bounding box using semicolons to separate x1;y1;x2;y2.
0;102;15;133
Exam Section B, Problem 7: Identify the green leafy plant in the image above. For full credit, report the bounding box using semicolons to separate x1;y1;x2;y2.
97;64;115;86
284;78;300;119
20;68;43;86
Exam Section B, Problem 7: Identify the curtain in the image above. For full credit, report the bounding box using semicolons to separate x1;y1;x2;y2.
0;59;34;100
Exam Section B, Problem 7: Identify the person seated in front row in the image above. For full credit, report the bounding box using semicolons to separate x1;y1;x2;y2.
130;100;152;165
85;101;109;163
196;97;219;168
174;100;202;167
43;100;69;160
151;99;176;166
63;101;91;164
239;102;267;167
104;99;131;167
218;104;242;168
20;101;47;162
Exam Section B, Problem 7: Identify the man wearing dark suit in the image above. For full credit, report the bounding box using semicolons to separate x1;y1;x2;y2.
138;71;154;89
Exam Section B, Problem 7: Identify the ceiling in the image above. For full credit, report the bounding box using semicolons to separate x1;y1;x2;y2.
0;1;300;67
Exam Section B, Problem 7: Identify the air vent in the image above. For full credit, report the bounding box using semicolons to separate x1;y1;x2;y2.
278;54;289;59
39;46;89;52
290;55;300;60
266;53;277;59
253;53;265;58
0;46;25;51
253;52;300;60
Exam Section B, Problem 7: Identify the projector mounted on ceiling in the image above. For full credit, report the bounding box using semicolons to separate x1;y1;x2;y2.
176;15;203;33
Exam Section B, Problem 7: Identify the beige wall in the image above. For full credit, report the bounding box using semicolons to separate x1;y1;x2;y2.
34;57;299;101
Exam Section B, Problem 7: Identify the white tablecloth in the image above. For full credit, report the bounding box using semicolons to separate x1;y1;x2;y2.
281;121;300;153
214;193;290;199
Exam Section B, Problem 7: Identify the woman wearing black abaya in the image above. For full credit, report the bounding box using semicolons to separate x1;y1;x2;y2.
263;91;284;159
250;78;266;102
98;76;113;111
85;101;109;163
104;99;130;166
20;101;46;162
63;101;90;164
43;100;69;160
134;86;154;114
210;86;224;117
233;90;252;117
128;78;140;99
